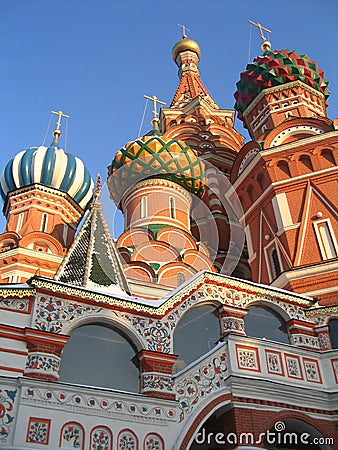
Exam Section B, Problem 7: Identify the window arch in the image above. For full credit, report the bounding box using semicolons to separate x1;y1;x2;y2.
329;319;338;349
299;154;314;173
40;213;48;232
173;305;220;371
59;324;139;392
247;184;254;202
244;305;289;344
140;196;147;219
277;160;291;179
169;197;176;219
321;149;336;167
177;272;185;285
270;248;282;278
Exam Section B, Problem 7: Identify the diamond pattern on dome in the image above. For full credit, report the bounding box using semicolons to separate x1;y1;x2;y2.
234;50;330;120
107;135;205;204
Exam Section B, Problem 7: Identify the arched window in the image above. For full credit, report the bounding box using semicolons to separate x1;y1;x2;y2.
321;149;335;166
257;173;266;192
16;212;24;233
169;197;176;219
140;196;147;219
177;272;185;285
299;154;314;173
247;185;254;202
59;324;139;392
244;305;289;344
270;248;282;278
63;224;68;246
173;305;220;371
329;319;338;349
40;213;48;232
277;160;291;178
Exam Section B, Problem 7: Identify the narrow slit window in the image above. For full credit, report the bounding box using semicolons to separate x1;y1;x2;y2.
41;213;48;232
270;248;281;278
140;196;147;219
169;197;176;219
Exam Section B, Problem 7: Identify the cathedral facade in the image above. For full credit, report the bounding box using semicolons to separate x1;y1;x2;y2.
0;28;337;450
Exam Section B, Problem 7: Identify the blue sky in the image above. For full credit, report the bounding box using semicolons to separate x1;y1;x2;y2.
0;0;337;235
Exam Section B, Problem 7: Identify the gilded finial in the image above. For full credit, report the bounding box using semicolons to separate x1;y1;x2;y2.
178;23;190;39
51;110;70;144
93;173;102;201
248;20;272;52
144;95;166;134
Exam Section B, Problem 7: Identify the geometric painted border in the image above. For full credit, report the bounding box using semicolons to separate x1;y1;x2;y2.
235;345;261;372
26;417;51;445
284;353;303;380
331;358;338;384
303;358;322;384
265;350;284;376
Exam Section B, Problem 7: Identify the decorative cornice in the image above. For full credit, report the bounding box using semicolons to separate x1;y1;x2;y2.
0;286;35;298
30;271;315;318
243;80;326;119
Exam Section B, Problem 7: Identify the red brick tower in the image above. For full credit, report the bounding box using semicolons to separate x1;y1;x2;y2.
160;32;249;278
232;31;338;305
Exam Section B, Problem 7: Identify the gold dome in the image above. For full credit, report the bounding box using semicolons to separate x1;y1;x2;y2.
172;37;201;61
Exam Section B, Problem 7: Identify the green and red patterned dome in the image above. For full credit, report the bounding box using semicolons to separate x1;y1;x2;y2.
107;133;205;204
234;49;330;120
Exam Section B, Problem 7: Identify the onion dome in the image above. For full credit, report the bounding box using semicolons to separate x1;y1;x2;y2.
0;142;94;210
234;49;330;120
107;134;205;204
172;35;201;62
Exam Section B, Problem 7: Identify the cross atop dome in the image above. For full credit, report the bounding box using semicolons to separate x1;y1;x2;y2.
51;109;69;144
248;19;272;52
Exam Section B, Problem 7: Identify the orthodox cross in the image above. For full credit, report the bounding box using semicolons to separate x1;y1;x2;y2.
178;23;190;39
51;110;70;131
248;20;271;42
144;95;166;120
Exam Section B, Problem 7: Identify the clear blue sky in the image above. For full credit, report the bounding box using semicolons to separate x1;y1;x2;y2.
1;0;337;235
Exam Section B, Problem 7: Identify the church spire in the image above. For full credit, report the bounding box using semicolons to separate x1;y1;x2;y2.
170;29;218;108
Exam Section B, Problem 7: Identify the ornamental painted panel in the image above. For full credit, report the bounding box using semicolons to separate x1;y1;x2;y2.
330;358;338;384
303;358;322;384
60;422;84;449
284;354;303;380
235;345;260;372
0;388;17;443
144;433;164;450
26;417;51;445
265;350;284;376
118;429;138;450
90;426;112;450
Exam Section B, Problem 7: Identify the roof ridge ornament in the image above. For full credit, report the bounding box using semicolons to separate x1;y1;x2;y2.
51;109;70;144
248;20;272;52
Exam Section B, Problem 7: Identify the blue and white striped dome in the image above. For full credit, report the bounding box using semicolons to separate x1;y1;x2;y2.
0;144;94;210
